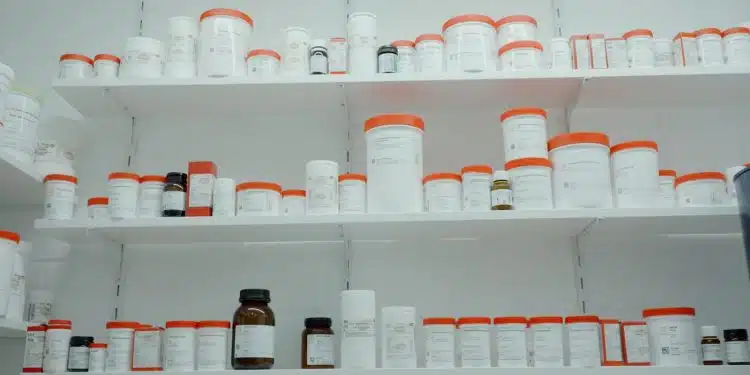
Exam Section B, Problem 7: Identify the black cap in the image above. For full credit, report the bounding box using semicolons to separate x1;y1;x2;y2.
378;45;398;54
724;328;748;341
305;317;332;329
165;172;187;184
69;336;95;346
239;289;271;303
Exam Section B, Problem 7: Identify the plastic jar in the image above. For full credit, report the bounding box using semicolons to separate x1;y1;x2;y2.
605;38;628;68
94;54;120;78
365;114;424;213
339;173;367;214
654;38;674;67
246;50;281;78
457;317;491;368
281;190;306;216
529;316;564;367
500;107;548;161
461;165;492;212
548;37;573;70
108;172;140;220
505;157;553;210
600;319;623;366
676;172;727;207
164;320;197;371
213;178;236;217
392;40;416;73
643;307;698;366
722;27;750;65
673;32;699;66
306;160;339;215
236;181;281;216
43;174;77;220
22;324;47;373
88;343;107;372
498;41;542;71
198;321;230;370
491;171;513;210
121;37;164;78
0;61;15;117
496;15;537;46
0;230;19;317
1;90;41;164
165;16;198;78
58;54;93;79
611;140;659;208
415;34;445;73
623;29;655;68
43;320;72;373
283;27;311;76
232;289;275;370
493;316;528;368
549;132;612;209
106;321;139;371
423;317;455;368
132;325;162;371
347;12;378;75
443;14;497;73
658;169;677;208
199;8;254;77
87;197;108;219
138;175;165;218
340;290;376;369
695;28;724;66
621;321;650;365
565;315;602;368
381;306;417;368
424;173;462;213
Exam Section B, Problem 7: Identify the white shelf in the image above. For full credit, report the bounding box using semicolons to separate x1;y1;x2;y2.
33;207;740;245
0;151;43;206
0;318;26;338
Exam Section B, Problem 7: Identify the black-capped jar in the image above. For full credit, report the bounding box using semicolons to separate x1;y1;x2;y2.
302;317;334;369
162;172;187;217
377;45;397;73
68;336;94;372
725;329;750;365
232;289;275;369
309;39;328;75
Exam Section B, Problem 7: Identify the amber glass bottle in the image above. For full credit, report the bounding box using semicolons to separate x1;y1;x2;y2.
232;289;275;370
301;317;334;369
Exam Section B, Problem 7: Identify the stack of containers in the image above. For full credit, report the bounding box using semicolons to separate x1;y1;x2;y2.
495;15;541;71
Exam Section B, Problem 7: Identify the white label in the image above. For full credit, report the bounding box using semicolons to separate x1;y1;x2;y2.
590;38;608;68
425;181;462;212
396;47;416;73
339;182;366;213
310;53;328;74
162;190;185;211
532;324;564;367
109;179;139;219
460;325;491;368
234;325;274;359
366;127;423;213
603;323;623;362
45;181;76;220
189;173;214;207
200;18;247;77
341;318;376;368
568;323;601;367
89;349;106;372
612;149;659;208
88;205;109;220
198;328;228;370
674;38;699;66
445;24;495;72
658;177;676;208
138;183;164;217
22;330;45;369
28;301;52;323
509;171;553;209
247;55;280;77
606;39;629;68
383;321;416;368
106;329;134;371
425;326;455;368
701;343;723;361
237;190;278;215
282;37;310;75
43;329;72;373
502;115;548;161
501;49;537;71
724;36;750;65
627;37;655;67
677;180;727;206
654;42;675;67
307;166;338;214
68;346;90;370
1;94;40;162
282;196;306;216
416;42;444;73
648;317;698;366
378;53;396;73
492;188;512;207
552;148;612;208
698;36;724;66
133;330;162;369
548;39;572;70
165;328;195;370
306;334;334;366
727;341;750;363
462;174;491;212
623;325;650;364
496;324;528;367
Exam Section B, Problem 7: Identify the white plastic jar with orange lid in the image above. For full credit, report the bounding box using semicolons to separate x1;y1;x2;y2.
44;174;77;220
505;157;553;210
236;181;281;216
108;172;140;220
339;174;367;214
88;343;108;372
722;27;750;65
621;321;650;365
461;165;492;212
415;34;444;73
498;41;542;71
246;49;280;78
676;172;727;206
500;107;548;161
494;316;528;368
443;14;497;73
565;315;601;368
623;29;655;68
392;40;416;73
549;133;612;209
496;15;537;46
87;196;109;219
22;324;46;373
643;307;698;366
423;317;455;368
138;175;166;218
197;320;230;370
695;28;724;66
199;8;254;77
43;319;72;373
610;140;659;208
94;54;120;78
106;321;139;371
673;32;699;66
121;37;164;78
365;114;424;213
529;316;564;367
132;325;162;371
605;37;629;68
457;317;491;368
281;189;306;216
658;169;677;207
58;54;93;79
424;173;462;213
165;320;197;371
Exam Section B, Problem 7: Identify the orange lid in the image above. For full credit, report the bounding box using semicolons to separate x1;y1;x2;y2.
59;54;93;65
48;319;72;325
89;343;108;348
281;189;306;197
673;31;697;41
610;140;658;154
493;316;527;325
548;132;609;150
94;54;121;64
135;325;160;331
605;37;625;41
108;172;139;181
44;174;78;184
505;157;552;170
48;323;72;329
339;173;367;182
423;317;455;325
528;316;563;325
247;49;281;61
392;40;416;48
106;321;140;329
588;33;606;39
722;27;750;37
675;172;725;186
200;8;253;26
0;230;20;244
623;29;654;39
236;181;282;194
621;321;646;326
565;315;600;324
330;37;346;42
198;320;231;328
423;173;462;184
570;34;588;41
456;316;491;326
166;320;198;329
416;34;444;44
659;169;677;177
643;307;695;318
496;15;537;28
87;197;108;206
27;325;47;332
365;114;424;132
600;319;620;324
695;27;722;37
443;14;495;32
500;107;547;122
461;165;492;175
498;40;543;55
140;175;166;183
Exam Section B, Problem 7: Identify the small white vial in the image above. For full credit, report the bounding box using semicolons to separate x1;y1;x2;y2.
212;178;236;217
457;317;491;368
494;317;528;368
165;320;197;371
461;165;492;212
529;316;564;367
281;190;306;216
197;320;230;370
306;160;339;215
423;317;455;368
566;316;602;367
339;174;367;214
381;306;417;368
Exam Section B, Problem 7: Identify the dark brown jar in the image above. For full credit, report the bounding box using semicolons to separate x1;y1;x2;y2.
232;289;275;370
700;325;724;365
162;172;187;217
301;317;334;369
725;329;750;365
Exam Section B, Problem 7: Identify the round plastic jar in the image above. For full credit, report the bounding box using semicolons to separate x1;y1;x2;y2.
121;37;164;78
106;321;139;372
548;37;573;70
108;172;140;220
43;319;72;373
461;165;492;212
415;34;445;73
0;90;41;164
500;107;548;161
246;49;281;78
529;316;565;368
236;181;281;216
391;40;416;73
673;32;699;66
87;196;109;220
94;54;120;78
548;132;612;209
457;317;491;368
423;317;455;368
695;28;724;66
58;54;93;79
442;14;497;73
676;172;727;206
165;320;197;371
643;307;698;366
423;173;462;213
22;324;46;373
722;27;750;65
496;15;537;46
623;29;655;68
281;189;306;216
498;41;542;71
610;141;659;208
658;169;677;208
199;8;254;77
44;174;78;220
565;315;602;368
88;343;107;372
138;175;166;218
347;12;378;75
505;157;553;210
365;114;424;213
493;316;528;368
339;173;367;214
197;320;231;370
654;38;675;67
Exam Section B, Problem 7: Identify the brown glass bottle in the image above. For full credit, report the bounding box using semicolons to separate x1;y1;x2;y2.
163;172;187;217
232;289;275;370
301;317;334;369
701;325;724;365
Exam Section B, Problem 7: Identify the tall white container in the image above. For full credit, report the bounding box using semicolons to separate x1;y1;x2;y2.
610;141;659;208
341;290;376;369
199;8;254;77
347;13;377;75
282;27;311;76
44;320;72;372
165;16;198;78
365;114;424;213
0;230;20;317
381;306;417;368
306;160;339;215
500;107;548;161
1;90;41;164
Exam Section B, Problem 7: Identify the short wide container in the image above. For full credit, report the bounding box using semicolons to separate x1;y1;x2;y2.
549;133;612;209
643;307;698;366
505;157;553;210
610;141;659;208
443;14;497;73
675;172;727;206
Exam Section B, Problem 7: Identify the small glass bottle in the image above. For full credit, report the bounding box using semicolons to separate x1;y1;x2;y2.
301;317;334;369
162;172;187;217
701;325;724;365
67;336;94;372
310;39;328;75
725;329;750;365
491;170;513;210
232;289;275;370
377;45;397;73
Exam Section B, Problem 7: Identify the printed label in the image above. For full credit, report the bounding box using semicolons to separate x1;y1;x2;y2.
45;181;76;220
492;188;512;207
237;191;273;213
623;325;650;363
340;183;366;213
106;330;134;371
510;173;553;209
165;329;195;370
133;330;162;368
603;323;623;361
109;180;138;218
306;334;334;366
234;325;274;359
162;190;186;211
727;341;750;363
568;324;601;367
198;329;228;370
378;53;396;73
425;327;455;368
650;318;697;365
416;42;443;73
606;40;629;68
138;185;163;217
383;321;416;367
701;343;723;361
496;324;528;367
460;325;491;368
68;346;90;370
503;115;547;160
462;175;491;212
698;37;723;66
531;324;564;367
22;330;45;369
189;173;215;207
43;329;72;372
89;349;106;372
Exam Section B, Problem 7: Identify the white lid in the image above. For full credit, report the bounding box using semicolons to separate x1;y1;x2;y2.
311;39;327;49
341;290;375;320
493;170;509;181
382;306;416;324
700;325;719;337
726;166;746;180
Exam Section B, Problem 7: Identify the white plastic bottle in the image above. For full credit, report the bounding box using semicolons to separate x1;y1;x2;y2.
381;306;417;368
341;290;376;368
